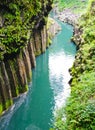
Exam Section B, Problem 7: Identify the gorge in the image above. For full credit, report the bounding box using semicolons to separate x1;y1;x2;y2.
0;0;77;129
1;0;95;130
53;0;95;130
0;13;76;130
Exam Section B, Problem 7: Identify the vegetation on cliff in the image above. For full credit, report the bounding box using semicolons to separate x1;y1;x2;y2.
0;0;53;115
0;0;53;60
53;0;88;13
53;0;95;129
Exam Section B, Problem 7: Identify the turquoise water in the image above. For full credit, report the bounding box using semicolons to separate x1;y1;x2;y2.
0;19;76;130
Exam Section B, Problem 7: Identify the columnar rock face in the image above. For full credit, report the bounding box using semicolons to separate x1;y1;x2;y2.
0;0;53;115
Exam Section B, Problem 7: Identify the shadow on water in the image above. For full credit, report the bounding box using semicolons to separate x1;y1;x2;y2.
0;11;76;130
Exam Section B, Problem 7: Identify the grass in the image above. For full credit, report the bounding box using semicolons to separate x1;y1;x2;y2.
54;0;89;14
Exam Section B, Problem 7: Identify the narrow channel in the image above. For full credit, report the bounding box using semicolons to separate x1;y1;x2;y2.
0;17;76;130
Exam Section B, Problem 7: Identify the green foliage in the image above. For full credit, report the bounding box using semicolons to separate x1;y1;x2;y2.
17;84;28;94
0;25;27;54
0;43;6;60
65;72;95;130
53;0;88;13
35;50;41;57
54;72;95;130
53;0;95;129
0;0;51;60
5;99;13;109
0;104;3;115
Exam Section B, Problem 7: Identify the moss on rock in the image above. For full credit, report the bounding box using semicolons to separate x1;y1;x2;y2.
53;0;95;129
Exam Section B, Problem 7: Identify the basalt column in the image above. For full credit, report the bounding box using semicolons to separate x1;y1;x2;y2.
0;0;53;115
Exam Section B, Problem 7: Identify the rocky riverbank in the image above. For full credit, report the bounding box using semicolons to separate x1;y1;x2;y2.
53;0;95;129
57;9;81;26
47;17;61;37
52;5;81;26
53;0;88;26
0;0;54;115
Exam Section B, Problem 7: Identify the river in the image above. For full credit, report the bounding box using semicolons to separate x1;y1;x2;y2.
0;17;76;130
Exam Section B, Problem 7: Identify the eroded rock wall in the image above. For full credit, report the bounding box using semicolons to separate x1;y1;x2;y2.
0;0;53;115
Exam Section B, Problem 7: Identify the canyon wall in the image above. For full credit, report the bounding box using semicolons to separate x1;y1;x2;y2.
0;0;53;115
60;0;95;129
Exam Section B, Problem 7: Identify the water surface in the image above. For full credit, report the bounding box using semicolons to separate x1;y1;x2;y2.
0;19;76;130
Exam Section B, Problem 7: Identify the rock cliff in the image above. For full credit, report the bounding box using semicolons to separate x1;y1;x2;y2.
62;0;95;129
0;0;53;115
53;0;95;129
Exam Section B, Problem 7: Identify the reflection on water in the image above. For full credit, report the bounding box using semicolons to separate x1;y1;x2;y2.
49;21;76;111
49;53;74;109
0;19;76;130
